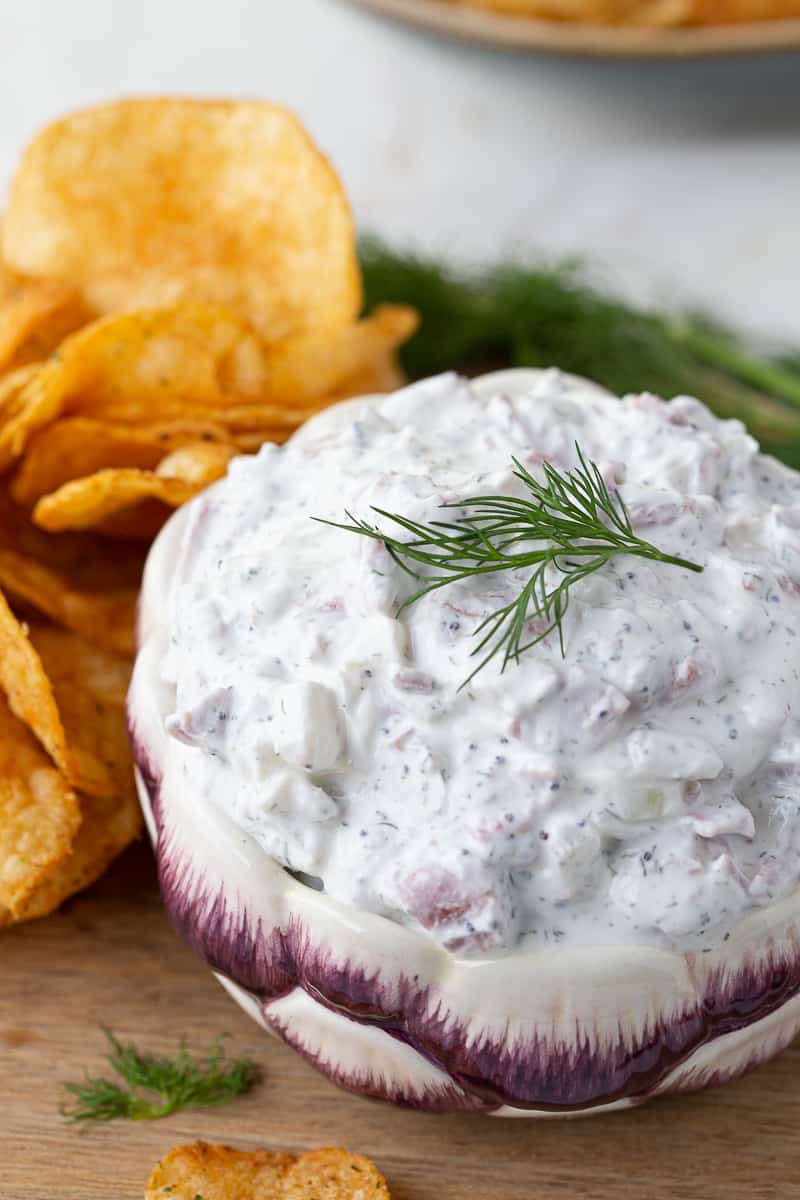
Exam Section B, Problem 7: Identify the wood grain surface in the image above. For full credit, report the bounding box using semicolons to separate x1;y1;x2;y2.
3;840;800;1200
348;0;800;57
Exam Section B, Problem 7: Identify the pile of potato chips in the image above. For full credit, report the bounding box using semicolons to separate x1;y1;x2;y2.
0;97;417;925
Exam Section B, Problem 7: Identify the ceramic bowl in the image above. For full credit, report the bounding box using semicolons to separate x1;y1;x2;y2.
128;370;800;1116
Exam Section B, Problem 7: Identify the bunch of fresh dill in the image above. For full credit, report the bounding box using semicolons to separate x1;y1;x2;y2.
359;237;800;469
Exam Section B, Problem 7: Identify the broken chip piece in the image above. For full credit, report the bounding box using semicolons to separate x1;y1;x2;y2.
144;1143;391;1200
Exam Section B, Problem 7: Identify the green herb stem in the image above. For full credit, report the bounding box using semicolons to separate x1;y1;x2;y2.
61;1029;262;1122
318;445;702;686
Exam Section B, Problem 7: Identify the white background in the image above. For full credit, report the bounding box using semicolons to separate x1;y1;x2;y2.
0;0;798;339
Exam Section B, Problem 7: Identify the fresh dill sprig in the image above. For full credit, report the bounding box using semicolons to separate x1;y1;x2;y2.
318;445;702;687
61;1029;262;1122
359;238;800;469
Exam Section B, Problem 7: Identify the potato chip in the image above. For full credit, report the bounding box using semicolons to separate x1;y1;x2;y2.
155;440;237;486
0;305;262;471
227;355;407;455
0;362;40;417
0;591;114;797
282;1149;392;1200
0;484;147;591
76;500;178;542
333;349;407;401
231;431;291;453
28;624;133;793
11;416;232;507
0;277;89;372
0;692;80;915
0;626;140;926
255;304;418;407
220;403;326;433
144;1144;391;1200
33;442;236;533
10;419;164;507
3;98;361;341
214;307;415;449
0;256;16;299
0;783;141;925
32;471;196;533
0;547;136;658
223;347;406;452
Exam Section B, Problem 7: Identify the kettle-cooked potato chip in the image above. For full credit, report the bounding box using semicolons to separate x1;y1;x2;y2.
154;440;238;487
0;277;89;373
0;484;147;592
3;98;361;342
10;418;166;507
0;362;40;419
11;416;233;507
255;304;418;407
0;693;80;916
330;346;407;401
28;624;133;792
212;306;415;447
0;547;136;658
0;591;115;797
216;325;411;432
32;471;198;533
0;626;140;926
229;351;408;452
0;304;266;471
0;784;141;926
144;1143;391;1200
32;442;236;533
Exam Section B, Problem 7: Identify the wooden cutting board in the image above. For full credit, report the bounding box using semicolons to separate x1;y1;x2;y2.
3;840;800;1200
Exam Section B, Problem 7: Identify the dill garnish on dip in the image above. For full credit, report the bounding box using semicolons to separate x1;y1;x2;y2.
62;1030;261;1121
319;444;702;685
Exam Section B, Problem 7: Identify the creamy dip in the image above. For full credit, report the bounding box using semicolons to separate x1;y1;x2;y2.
157;370;800;957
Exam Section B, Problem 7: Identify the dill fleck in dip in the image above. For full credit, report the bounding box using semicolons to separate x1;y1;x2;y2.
157;371;800;957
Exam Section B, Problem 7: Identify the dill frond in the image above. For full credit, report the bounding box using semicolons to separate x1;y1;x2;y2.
62;1029;262;1122
318;445;702;687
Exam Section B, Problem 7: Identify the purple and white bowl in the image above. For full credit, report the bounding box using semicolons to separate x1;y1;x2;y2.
128;369;800;1116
